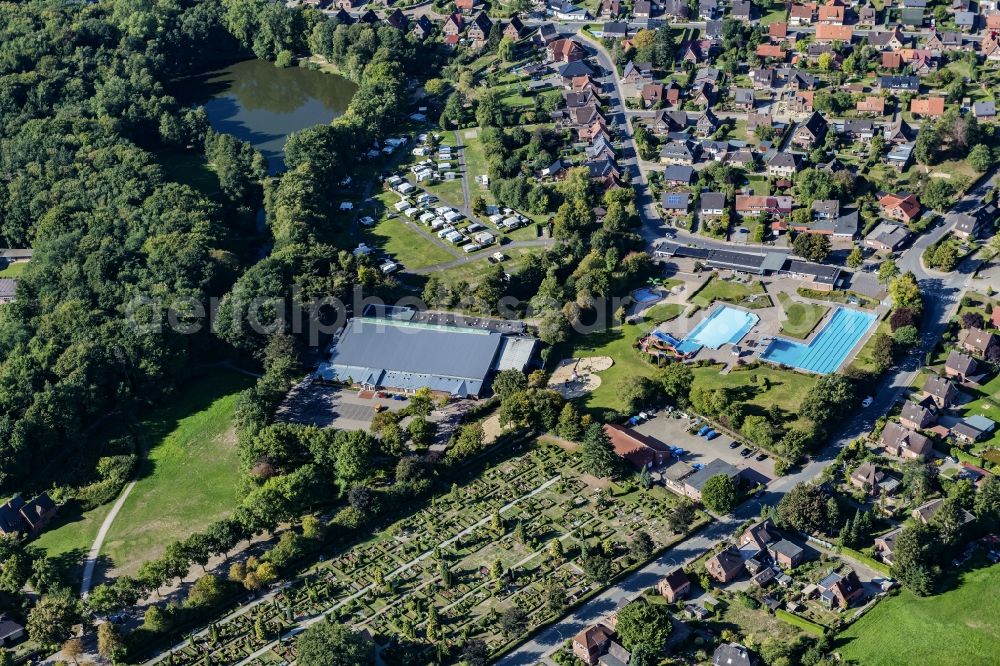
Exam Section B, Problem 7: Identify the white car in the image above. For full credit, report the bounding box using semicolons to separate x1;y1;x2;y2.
862;396;874;408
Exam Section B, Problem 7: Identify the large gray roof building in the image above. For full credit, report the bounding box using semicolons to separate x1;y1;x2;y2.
316;317;536;397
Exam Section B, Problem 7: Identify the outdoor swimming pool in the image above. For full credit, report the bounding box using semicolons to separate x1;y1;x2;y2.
676;305;759;354
761;306;877;374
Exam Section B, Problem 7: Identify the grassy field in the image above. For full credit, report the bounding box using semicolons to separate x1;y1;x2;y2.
569;320;653;413
777;292;829;339
848;316;891;374
837;563;1000;665
776;609;827;636
460;128;495;206
691;276;771;309
100;371;254;576
365;214;456;269
33;502;113;585
430;246;540;287
0;261;27;277
642;303;684;324
692;364;818;429
155;150;220;197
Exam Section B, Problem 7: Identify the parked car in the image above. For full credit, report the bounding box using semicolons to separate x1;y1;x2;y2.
729;441;740;449
755;453;767;461
740;448;752;457
705;430;719;440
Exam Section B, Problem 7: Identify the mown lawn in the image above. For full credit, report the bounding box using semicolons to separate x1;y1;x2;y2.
569;321;653;414
848;316;891;374
0;261;28;277
100;371;254;576
691;276;771;309
460;128;495;205
365;215;456;269
692;364;818;429
777;292;829;339
33;502;113;587
642;303;685;324
836;563;1000;666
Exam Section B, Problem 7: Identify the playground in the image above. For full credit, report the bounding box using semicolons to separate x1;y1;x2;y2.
547;356;614;399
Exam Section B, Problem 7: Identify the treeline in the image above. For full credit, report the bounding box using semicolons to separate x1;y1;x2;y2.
0;0;271;492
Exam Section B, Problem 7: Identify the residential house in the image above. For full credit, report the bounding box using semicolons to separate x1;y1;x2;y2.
661;191;692;216
885;115;913;144
791;90;815;113
856;96;886;116
887;142;915;170
622;60;654;86
503;16;524;41
599;0;622;18
818;1;844;23
573;624;614;665
601;21;629;39
0;493;57;537
841;119;876;141
900;399;937;430
814;23;853;43
634;0;653;18
881;421;933;459
681;458;741;501
700;192;727;217
879;192;921;223
731;0;752;20
747;111;773;136
535;22;559;45
385;9;408;31
358;9;379;24
731;88;754;114
641;83;667;107
334;0;358;8
875;527;904;565
785;69;816;90
538;159;567;181
812;199;840;219
455;0;477;10
850;461;899;496
652;109;688;134
699;0;720;20
411;15;433;39
792;112;827;148
750;67;775;90
739;519;780;558
974;101;997;121
960;327;1000;359
0;616;25;648
901;7;925;27
756;44;785;60
910;97;945;118
706;547;746;582
659;141;698;165
657;568;692;602
736;195;794;218
952;416;996;443
789;2;817;25
923;373;959;409
817;570;864;608
603;424;671;469
869;27;908;51
953;213;981;240
766;151;800;178
863;220;910;251
769;539;805;569
663;164;695;185
443;12;464;36
713;643;755;666
466;12;493;45
690;82;713;107
877;75;920;91
769;22;788;41
945;350;981;383
695;109;718;136
548;38;587;63
857;2;877;27
912;498;975;525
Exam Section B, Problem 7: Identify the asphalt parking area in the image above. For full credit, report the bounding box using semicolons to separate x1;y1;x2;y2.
633;412;774;486
276;381;409;430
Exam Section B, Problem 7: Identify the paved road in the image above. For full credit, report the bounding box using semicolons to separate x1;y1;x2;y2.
498;168;998;665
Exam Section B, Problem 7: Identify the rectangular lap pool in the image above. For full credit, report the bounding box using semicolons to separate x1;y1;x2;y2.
760;306;877;374
676;305;759;354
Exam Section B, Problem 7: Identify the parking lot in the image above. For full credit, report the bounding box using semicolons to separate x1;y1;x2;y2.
633;411;775;486
276;379;410;430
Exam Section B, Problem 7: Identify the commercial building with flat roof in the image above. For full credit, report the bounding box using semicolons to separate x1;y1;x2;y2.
316;317;537;397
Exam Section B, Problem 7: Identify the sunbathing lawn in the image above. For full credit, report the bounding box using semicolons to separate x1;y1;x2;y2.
837;562;1000;666
956;373;1000;450
99;371;254;576
690;276;771;309
642;303;684;324
777;292;829;339
691;364;818;431
365;215;456;269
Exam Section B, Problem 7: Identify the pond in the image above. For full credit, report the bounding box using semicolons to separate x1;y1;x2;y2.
180;59;357;172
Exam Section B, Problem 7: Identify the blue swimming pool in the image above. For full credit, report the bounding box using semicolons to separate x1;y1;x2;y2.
761;306;877;374
676;305;759;354
633;288;662;303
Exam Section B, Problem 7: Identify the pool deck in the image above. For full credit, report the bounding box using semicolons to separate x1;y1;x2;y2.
758;306;881;374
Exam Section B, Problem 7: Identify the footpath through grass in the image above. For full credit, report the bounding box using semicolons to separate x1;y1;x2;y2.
100;371;254;576
836;562;1000;665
